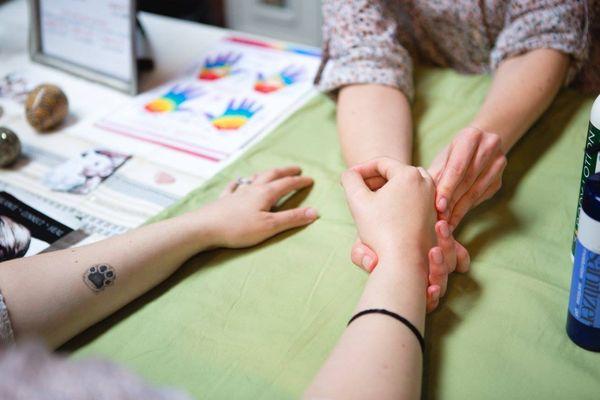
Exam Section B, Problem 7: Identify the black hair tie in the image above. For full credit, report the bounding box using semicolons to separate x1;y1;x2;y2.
348;308;425;354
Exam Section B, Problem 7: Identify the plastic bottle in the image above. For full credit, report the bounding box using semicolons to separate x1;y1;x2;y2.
567;171;600;351
572;95;600;255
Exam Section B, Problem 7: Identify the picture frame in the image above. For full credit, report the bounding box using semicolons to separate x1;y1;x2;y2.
27;0;139;95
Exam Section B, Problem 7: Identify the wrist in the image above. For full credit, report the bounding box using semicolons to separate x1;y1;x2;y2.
173;209;221;252
375;244;428;282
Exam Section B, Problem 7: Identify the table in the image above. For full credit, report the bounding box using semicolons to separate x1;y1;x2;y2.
0;0;314;239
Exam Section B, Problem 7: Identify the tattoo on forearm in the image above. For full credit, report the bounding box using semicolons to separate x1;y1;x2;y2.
83;264;116;292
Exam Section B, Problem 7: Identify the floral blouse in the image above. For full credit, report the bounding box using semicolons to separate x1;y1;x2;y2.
316;0;600;99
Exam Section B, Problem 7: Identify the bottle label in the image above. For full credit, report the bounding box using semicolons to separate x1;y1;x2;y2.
572;121;600;255
569;210;600;328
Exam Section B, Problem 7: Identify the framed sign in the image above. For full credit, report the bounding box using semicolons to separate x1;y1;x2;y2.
28;0;138;95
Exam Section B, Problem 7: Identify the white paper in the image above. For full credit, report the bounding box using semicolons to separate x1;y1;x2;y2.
95;37;321;164
39;0;133;82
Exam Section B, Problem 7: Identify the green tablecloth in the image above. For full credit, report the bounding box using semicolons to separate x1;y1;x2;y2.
68;67;600;399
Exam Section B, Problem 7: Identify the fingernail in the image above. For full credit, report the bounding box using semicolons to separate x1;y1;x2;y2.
437;196;447;212
305;208;318;219
432;248;443;264
362;256;373;270
440;222;450;239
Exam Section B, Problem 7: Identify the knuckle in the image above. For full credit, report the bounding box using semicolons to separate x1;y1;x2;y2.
469;187;480;202
447;163;464;178
465;127;482;141
260;184;273;195
488;133;502;149
499;155;508;169
262;213;278;230
406;167;422;180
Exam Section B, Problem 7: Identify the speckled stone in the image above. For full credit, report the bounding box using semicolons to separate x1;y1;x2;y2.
25;84;69;131
0;127;21;167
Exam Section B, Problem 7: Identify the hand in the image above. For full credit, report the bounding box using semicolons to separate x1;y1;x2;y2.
428;126;507;228
342;157;436;267
350;219;470;312
346;160;470;312
197;166;318;248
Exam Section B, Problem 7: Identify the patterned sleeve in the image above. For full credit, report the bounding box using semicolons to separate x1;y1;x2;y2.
491;0;590;85
314;0;415;100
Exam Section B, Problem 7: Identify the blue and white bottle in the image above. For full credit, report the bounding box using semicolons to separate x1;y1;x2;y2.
567;172;600;351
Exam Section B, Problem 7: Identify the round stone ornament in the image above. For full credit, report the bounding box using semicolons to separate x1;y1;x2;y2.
25;84;69;131
0;127;21;167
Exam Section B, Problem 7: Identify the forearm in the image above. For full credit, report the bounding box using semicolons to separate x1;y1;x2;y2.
337;84;413;166
471;48;569;153
0;210;214;347
305;249;427;400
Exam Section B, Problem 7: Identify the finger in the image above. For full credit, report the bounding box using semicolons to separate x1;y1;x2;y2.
220;181;238;197
446;135;502;216
474;177;501;207
455;241;470;273
266;207;319;234
428;246;448;296
428;146;450;183
266;175;314;203
436;128;482;214
341;169;371;200
426;285;441;313
254;165;302;183
436;220;456;275
448;155;506;227
417;167;434;185
365;176;386;191
350;157;403;181
351;239;378;272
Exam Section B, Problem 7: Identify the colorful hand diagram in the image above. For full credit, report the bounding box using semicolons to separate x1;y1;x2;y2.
207;99;262;130
198;52;242;81
254;65;304;94
144;84;205;113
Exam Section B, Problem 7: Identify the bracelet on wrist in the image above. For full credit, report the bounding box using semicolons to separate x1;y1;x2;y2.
348;308;425;354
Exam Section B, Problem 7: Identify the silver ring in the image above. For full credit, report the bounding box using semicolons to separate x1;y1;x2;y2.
236;177;253;186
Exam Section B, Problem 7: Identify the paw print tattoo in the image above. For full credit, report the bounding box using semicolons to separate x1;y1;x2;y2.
83;264;116;292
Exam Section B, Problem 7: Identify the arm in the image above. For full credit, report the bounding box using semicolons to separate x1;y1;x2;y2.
0;166;317;348
338;84;413;166
316;0;414;166
305;250;426;400
305;158;435;400
472;48;569;153
431;0;588;228
430;48;570;228
341;85;469;301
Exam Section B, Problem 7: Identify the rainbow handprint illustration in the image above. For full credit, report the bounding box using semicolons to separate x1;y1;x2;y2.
198;52;242;81
144;84;205;113
207;99;262;130
254;65;304;94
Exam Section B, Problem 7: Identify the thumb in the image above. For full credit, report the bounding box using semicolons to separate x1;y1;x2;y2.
350;239;378;272
341;169;370;201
